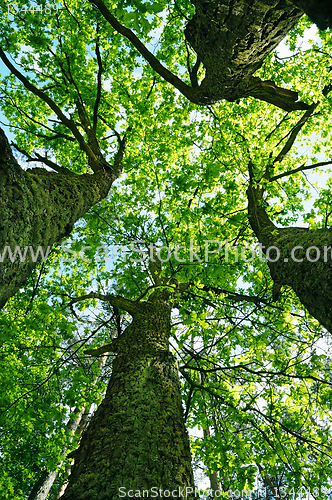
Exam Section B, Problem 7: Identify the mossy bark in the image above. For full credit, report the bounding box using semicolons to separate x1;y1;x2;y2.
185;0;308;110
248;184;332;333
61;291;195;500
0;128;115;308
290;0;332;29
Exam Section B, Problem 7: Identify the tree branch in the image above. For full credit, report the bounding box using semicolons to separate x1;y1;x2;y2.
270;160;332;182
0;88;75;141
0;46;101;171
190;57;201;88
180;369;332;456
272;103;318;165
11;142;73;175
93;28;103;133
264;112;291;142
0;119;75;143
101;124;131;177
88;0;191;97
201;285;269;305
249;78;310;112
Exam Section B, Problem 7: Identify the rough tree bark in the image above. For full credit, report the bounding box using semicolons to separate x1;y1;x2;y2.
184;0;307;109
0;129;122;309
247;174;332;334
90;0;311;111
61;288;195;500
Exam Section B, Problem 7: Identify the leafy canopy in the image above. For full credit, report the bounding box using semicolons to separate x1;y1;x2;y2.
1;0;332;497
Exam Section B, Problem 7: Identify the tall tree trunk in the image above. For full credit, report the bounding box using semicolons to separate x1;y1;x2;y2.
247;182;332;333
185;0;307;109
28;408;86;500
61;290;195;499
202;425;222;497
0;128;116;309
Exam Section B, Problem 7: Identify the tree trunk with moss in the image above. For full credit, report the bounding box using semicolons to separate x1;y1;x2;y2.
91;0;309;111
0;128;117;309
61;289;195;500
184;0;308;110
247;182;332;333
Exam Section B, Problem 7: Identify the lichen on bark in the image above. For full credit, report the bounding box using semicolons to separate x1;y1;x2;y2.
247;182;332;333
0;128;115;309
61;289;195;500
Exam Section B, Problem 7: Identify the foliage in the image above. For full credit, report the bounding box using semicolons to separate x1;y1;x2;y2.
1;0;332;498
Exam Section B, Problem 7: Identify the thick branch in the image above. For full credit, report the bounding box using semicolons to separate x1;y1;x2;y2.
88;0;191;97
111;128;130;177
184;0;307;109
270;160;332;182
248;78;310;112
75;100;101;160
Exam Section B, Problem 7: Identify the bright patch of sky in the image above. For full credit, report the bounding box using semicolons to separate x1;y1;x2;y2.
274;26;332;225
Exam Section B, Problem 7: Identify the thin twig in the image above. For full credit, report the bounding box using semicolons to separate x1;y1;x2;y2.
93;25;103;133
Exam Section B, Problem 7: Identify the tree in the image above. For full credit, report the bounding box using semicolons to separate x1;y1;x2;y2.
247;142;332;333
0;0;328;308
1;1;332;498
61;276;195;498
88;0;331;108
28;354;107;500
0;0;134;307
1;0;331;316
90;0;309;110
85;0;332;331
0;127;124;309
291;0;332;29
